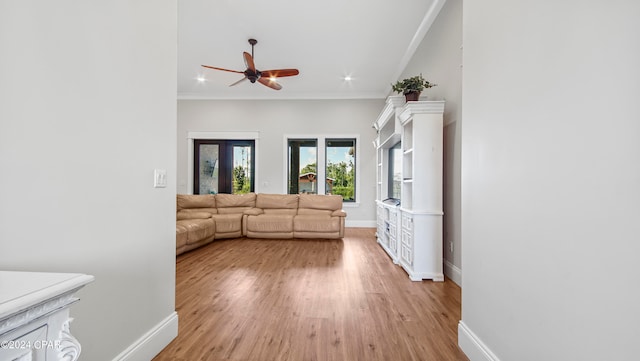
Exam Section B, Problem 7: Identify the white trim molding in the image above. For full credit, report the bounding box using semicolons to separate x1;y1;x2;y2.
444;259;461;286
458;321;501;361
112;312;178;361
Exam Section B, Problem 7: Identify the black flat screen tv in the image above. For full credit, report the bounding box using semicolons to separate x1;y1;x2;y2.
388;142;402;202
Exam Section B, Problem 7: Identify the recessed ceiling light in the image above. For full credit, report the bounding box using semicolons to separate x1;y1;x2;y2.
344;75;352;81
196;75;206;83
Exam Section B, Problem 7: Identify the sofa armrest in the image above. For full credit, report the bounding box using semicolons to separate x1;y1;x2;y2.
241;208;262;236
177;211;212;220
243;208;264;216
332;209;347;217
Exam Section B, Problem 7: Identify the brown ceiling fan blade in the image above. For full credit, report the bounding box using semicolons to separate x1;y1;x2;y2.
260;69;300;78
229;77;247;87
258;77;282;90
201;65;244;74
243;52;256;72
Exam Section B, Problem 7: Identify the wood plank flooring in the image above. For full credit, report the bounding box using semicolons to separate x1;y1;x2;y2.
153;228;469;361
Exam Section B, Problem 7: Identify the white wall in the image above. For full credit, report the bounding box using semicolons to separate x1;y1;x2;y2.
398;0;463;284
460;1;640;360
0;1;177;360
177;99;383;225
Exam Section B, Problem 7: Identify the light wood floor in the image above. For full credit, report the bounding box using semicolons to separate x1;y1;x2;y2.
153;228;469;361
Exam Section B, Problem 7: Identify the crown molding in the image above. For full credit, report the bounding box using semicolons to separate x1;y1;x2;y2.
399;100;445;123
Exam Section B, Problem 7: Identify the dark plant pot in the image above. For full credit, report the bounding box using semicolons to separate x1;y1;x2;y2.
404;91;421;101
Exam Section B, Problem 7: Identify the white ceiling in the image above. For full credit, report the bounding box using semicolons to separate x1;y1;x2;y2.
178;0;444;100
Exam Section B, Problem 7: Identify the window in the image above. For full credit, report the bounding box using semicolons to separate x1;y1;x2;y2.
287;136;357;202
326;139;356;201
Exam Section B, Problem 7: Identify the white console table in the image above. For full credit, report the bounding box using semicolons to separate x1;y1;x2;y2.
0;271;94;361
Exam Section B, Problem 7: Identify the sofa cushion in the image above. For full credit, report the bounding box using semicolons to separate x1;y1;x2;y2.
177;194;216;211
294;215;340;233
211;213;243;233
243;208;263;216
177;218;215;245
177;211;213;220
216;193;256;208
176;224;188;249
256;194;299;209
263;208;297;216
247;214;294;233
297;208;333;217
298;194;342;211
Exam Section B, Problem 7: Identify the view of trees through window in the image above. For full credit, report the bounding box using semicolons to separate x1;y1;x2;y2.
232;145;252;194
326;139;355;201
287;138;356;202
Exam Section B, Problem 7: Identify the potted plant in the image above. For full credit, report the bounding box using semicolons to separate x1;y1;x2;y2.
391;74;437;101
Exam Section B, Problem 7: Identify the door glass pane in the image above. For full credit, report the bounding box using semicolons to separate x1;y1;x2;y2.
232;145;252;194
198;144;219;194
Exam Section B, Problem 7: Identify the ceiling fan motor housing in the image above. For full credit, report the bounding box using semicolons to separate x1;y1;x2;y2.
245;70;261;83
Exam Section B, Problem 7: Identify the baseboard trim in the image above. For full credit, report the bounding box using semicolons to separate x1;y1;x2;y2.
112;311;178;361
458;321;501;361
444;259;462;286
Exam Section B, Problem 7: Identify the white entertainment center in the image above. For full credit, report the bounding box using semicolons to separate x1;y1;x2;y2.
374;96;445;281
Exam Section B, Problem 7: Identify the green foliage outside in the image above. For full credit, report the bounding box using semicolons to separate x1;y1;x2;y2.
233;165;251;194
300;163;316;174
326;159;355;201
331;186;354;200
296;155;355;200
297;160;355;200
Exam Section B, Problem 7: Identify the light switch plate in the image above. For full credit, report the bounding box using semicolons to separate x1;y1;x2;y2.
154;169;167;188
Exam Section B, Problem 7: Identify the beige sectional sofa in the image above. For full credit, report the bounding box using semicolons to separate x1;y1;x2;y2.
175;194;217;255
175;193;346;255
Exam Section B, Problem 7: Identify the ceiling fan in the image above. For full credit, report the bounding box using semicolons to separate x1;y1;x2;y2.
201;38;299;91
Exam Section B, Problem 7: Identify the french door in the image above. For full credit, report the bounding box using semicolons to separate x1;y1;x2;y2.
194;139;255;194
